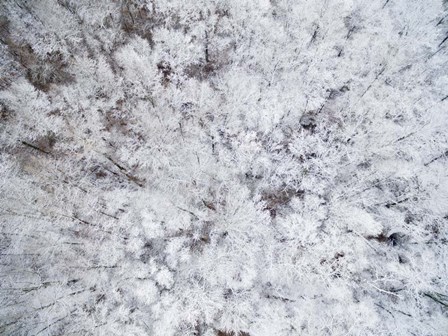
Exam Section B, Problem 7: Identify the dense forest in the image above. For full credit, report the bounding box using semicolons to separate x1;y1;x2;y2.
0;0;447;335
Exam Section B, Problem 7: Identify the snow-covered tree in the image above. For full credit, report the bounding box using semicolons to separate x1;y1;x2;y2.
1;0;447;335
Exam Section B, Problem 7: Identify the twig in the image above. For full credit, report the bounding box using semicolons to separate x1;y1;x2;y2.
436;14;448;26
21;141;50;155
368;282;403;298
375;303;394;317
424;292;448;307
98;210;119;220
424;150;448;166
35;312;73;335
265;294;296;302
378;197;409;208
176;206;199;220
105;155;144;187
438;34;448;48
395;131;416;143
360;67;386;98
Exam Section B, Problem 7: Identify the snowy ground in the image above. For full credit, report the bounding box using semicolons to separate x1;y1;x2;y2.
0;0;447;335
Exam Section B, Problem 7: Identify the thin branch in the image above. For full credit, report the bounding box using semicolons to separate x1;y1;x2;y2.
35;313;70;335
368;282;403;298
438;34;448;48
395;131;416;143
176;206;199;220
424;150;448;166
375;303;394;317
424;292;448;307
21;141;50;155
98;210;119;220
436;14;448;26
360;67;386;98
105;155;145;187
